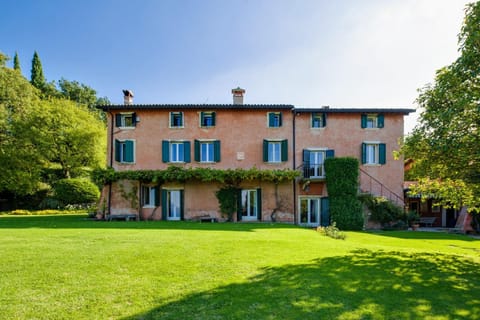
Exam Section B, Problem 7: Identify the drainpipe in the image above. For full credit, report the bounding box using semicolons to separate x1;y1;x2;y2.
292;107;297;225
107;108;114;220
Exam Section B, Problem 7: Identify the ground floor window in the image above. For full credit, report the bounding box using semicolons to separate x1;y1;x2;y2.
142;185;158;207
161;189;184;221
238;189;262;221
299;197;329;226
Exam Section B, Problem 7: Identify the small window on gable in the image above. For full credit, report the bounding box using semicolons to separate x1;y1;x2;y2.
268;112;282;127
311;112;326;128
115;113;137;128
361;114;384;129
200;112;216;127
170;112;184;128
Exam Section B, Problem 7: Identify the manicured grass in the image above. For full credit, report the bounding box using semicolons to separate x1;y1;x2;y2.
0;215;479;319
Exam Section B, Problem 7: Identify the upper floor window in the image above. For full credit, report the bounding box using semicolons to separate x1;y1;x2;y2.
115;113;137;128
361;142;386;165
302;149;334;178
361;114;384;129
162;140;191;163
311;112;327;128
268;112;282;128
194;140;221;163
263;139;288;163
200;111;216;128
114;139;135;164
170;112;184;128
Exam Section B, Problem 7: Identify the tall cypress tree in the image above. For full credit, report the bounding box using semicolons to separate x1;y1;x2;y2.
30;51;45;89
13;52;21;72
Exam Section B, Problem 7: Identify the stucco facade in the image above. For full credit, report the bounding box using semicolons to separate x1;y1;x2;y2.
98;93;412;226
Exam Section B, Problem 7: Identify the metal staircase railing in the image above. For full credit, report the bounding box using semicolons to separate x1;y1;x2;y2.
359;167;404;206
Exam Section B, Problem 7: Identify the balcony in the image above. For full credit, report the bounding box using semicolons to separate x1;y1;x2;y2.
301;162;325;180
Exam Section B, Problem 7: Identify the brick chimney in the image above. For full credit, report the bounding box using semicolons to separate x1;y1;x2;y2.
231;87;245;105
123;90;134;105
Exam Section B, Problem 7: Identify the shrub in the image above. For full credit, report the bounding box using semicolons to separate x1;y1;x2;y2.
53;178;100;207
359;194;404;227
317;222;346;240
324;157;364;230
216;186;239;222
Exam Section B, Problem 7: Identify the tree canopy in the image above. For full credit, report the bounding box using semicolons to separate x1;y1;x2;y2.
403;2;480;211
0;50;107;206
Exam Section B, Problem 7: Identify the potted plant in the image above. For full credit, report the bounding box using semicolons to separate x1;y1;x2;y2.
407;210;420;231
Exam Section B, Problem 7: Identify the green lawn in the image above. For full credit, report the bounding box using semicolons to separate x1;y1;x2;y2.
0;215;479;320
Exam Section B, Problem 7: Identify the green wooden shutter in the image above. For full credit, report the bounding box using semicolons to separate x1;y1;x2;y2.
184;141;191;163
114;140;121;162
154;186;160;206
200;112;205;126
321;197;330;227
161;189;167;220
322;113;327;127
132;113;137;126
278;113;282;127
162;140;170;163
361;114;367;128
194;140;200;162
170;112;174;127
124;140;134;163
237;189;242;221
256;189;262;221
281;139;288;162
377;114;384;128
326;149;335;158
115;114;121;127
379;143;386;164
263;139;269;162
214;140;221;162
211;112;216;126
268;113;274;127
180;190;185;220
361;143;367;164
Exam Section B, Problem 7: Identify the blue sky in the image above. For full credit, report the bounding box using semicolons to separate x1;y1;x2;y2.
0;0;473;132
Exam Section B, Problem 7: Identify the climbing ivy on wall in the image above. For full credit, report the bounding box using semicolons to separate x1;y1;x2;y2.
92;166;299;186
324;157;364;230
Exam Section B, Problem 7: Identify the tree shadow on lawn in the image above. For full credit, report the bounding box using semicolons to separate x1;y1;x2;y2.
0;214;297;232
124;250;480;320
366;230;479;242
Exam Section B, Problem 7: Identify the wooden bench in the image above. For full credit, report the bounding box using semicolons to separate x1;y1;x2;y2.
419;217;436;227
108;214;137;221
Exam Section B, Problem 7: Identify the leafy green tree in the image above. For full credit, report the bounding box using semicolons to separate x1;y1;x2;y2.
0;62;45;195
403;2;480;212
13;52;20;72
30;51;45;90
29;98;106;179
0;52;8;66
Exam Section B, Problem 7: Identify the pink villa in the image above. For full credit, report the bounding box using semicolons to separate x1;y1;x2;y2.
96;88;413;226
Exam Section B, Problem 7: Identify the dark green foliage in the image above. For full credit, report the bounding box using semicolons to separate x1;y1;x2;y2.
325;157;363;230
216;186;239;221
30;51;45;90
13;52;20;72
329;197;363;230
53;178;100;206
359;194;404;226
324;157;359;196
92;167;299;186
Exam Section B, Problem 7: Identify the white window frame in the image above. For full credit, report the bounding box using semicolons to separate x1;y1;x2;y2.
166;189;182;221
299;196;321;226
200;111;215;127
365;142;379;165
366;114;378;129
170;142;185;163
307;149;326;178
241;189;258;221
200;141;214;163
268;141;281;163
311;113;325;128
116;139;135;164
